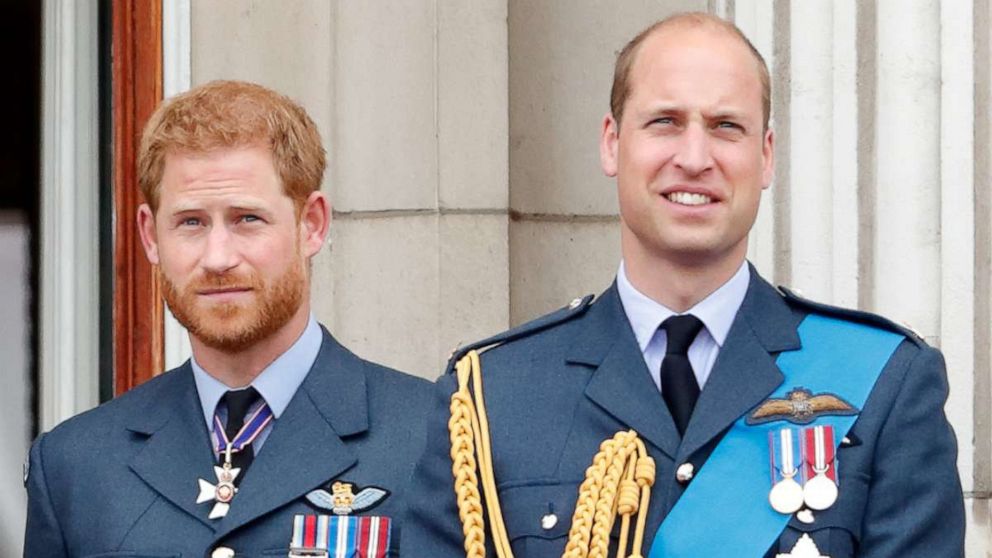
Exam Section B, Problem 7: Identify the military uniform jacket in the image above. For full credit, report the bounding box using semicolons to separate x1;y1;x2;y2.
25;328;431;558
401;267;964;557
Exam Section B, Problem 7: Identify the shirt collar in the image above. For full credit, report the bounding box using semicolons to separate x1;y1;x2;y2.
616;260;750;351
191;314;323;429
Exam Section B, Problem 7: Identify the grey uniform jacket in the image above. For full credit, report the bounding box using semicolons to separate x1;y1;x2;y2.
25;327;431;558
401;266;965;557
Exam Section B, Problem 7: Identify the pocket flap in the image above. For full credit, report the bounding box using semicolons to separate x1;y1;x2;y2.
498;481;582;541
785;473;868;541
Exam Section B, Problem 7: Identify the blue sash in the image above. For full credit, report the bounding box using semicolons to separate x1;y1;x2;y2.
647;314;904;557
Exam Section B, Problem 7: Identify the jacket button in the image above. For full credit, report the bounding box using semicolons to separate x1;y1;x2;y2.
676;462;694;483
211;547;235;558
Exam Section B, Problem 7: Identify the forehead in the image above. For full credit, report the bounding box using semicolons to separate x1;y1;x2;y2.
159;146;286;208
627;24;763;112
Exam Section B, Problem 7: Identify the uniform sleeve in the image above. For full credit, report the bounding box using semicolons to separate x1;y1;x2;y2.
860;346;965;556
24;433;69;558
400;375;479;558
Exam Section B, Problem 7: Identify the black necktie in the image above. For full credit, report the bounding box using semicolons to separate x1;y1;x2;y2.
660;315;704;437
221;387;261;480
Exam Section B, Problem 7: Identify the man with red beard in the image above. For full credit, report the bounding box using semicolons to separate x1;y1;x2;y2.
24;80;431;558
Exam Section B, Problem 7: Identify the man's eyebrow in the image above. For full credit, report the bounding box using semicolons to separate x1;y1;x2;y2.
165;201;273;215
228;204;271;213
641;103;685;115
708;109;749;121
167;204;204;215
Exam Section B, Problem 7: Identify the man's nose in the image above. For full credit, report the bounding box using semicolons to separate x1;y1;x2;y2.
672;124;714;176
200;224;240;273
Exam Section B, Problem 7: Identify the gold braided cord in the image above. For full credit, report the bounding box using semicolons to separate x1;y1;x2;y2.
448;351;656;558
467;351;513;558
449;358;486;558
449;352;513;558
562;432;655;558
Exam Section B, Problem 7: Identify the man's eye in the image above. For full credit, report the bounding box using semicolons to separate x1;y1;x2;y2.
239;214;263;224
651;117;675;126
180;217;201;227
717;121;744;131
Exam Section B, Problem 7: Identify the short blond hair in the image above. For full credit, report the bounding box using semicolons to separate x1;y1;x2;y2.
138;80;326;212
610;12;771;130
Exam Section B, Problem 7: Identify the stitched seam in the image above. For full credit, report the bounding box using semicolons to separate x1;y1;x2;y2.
115;493;165;552
36;434;71;556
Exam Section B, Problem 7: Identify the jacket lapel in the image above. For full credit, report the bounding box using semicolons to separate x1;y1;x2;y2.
679;267;803;459
128;364;219;530
569;267;805;463
569;285;682;460
213;330;367;540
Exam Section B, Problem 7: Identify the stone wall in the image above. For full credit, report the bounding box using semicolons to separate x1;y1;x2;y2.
190;1;992;552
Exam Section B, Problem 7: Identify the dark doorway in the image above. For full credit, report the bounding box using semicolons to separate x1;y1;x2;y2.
0;0;41;554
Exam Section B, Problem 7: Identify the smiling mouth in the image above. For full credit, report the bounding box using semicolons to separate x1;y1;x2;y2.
665;191;714;206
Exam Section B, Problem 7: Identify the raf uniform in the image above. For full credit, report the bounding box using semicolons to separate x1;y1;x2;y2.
25;318;431;558
402;264;964;557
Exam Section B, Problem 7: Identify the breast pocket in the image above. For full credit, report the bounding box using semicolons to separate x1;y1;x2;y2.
773;472;868;558
498;480;583;557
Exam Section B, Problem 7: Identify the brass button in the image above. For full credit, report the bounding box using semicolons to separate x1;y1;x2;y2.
211;547;235;558
676;462;694;483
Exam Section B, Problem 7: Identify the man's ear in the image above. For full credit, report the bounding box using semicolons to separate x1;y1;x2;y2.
600;113;620;178
761;128;775;189
137;203;160;264
300;191;331;258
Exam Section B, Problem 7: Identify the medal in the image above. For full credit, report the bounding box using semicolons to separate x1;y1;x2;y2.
802;425;838;511
196;447;242;519
769;477;804;515
194;402;274;519
775;533;827;558
768;428;804;514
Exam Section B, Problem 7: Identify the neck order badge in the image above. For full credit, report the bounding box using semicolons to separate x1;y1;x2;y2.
646;314;903;557
195;403;274;519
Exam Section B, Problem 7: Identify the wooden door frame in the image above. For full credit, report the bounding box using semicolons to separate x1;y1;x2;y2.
112;0;164;395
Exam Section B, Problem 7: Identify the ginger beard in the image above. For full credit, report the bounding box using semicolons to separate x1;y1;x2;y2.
160;252;306;353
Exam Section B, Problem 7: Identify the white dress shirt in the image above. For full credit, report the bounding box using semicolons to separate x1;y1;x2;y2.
616;260;750;392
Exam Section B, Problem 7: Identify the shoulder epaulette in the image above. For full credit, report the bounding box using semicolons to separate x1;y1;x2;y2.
777;286;926;347
445;294;595;373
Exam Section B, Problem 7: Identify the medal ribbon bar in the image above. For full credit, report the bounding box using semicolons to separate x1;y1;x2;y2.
289;515;391;558
803;425;836;483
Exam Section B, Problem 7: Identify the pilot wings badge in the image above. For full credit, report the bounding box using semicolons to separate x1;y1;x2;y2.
306;481;390;515
747;387;858;425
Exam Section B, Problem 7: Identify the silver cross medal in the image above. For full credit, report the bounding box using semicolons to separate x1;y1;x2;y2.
776;534;828;558
196;446;241;519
